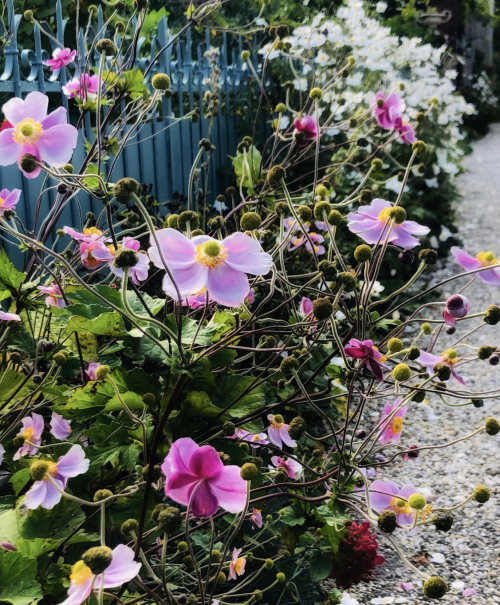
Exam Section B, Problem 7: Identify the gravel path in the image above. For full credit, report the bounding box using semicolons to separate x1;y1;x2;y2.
346;124;500;605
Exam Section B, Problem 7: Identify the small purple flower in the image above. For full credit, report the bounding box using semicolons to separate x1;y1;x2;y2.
45;47;76;71
243;432;269;448
62;74;100;100
0;188;21;216
50;412;71;440
305;232;325;255
379;398;407;445
267;414;297;449
394;117;417;144
417;349;466;385
369;479;417;526
109;237;149;285
0;310;21;321
443;294;470;326
13;413;44;460
271;455;302;479
293;116;317;145
85;362;100;381
63;226;105;242
24;445;90;510
38;283;66;308
249;507;262;529
344;339;387;382
347;199;429;249
372;92;405;130
451;247;500;285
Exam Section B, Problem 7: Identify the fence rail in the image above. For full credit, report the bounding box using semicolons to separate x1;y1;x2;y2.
0;0;266;266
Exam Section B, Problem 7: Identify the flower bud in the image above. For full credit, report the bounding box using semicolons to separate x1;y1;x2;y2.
276;572;286;582
472;398;484;408
57;183;68;194
490;353;500;365
222;421;236;436
241;50;251;61
337;272;356;292
313;297;333;320
421;323;432;335
267;165;286;187
275;201;289;215
82;546;113;574
30;460;49;481
183;555;194;568
314;201;332;222
178;210;200;231
423;576;447;599
152;73;171;90
418;248;437;265
264;558;274;569
121;519;139;537
473;484;491;503
113;177;141;203
484;304;500;325
275;103;286;113
280;356;299;376
211;549;221;563
408;493;426;510
216;571;226;584
10;352;22;364
309;87;323;100
357;137;369;147
275;468;289;482
446;326;456;335
354;244;372;263
166;214;179;229
393;363;411;382
411;385;426;403
240;462;259;481
95;38;116;55
328;209;343;226
254;590;263;600
186;596;197;605
478;345;495;360
416;111;425;123
63;163;74;173
199;138;212;151
485;417;500;435
12;435;25;448
114;247;139;269
208;216;225;231
53;352;68;366
178;596;188;605
177;541;188;552
93;489;113;502
318;260;337;279
297;205;312;221
288;417;307;440
371;158;383;171
141;464;162;482
141;393;156;406
412;140;427;156
433;362;451;381
239;442;249;452
398;249;415;265
24;10;34;20
360;189;373;205
95;365;111;380
316;185;329;199
432;512;454;532
253;456;263;468
240;212;262;231
377;510;397;533
158;507;182;533
387;338;404;353
19;153;39;174
387;206;406;224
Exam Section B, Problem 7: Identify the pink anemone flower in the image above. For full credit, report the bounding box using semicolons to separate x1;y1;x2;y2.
244;432;269;448
38;283;66;308
369;479;417;526
109;237;149;284
402;444;419;462
79;240;114;270
0;91;78;179
0;188;21;216
344;339;387;382
85;362;100;381
62;74;100;100
394;117;417;144
443;294;470;326
60;544;141;605
267;414;297;449
226;428;250;441
271;455;302;479
379;398;407;445
305;232;325;255
250;507;262;529
347;199;429;249
299;296;317;331
0;310;21;321
148;229;273;308
372;92;404;130
451;246;500;285
417;349;466;385
284;218;309;234
1;120;13;131
63;226;105;242
183;286;254;309
293;115;318;145
24;444;90;510
228;548;246;580
14;413;44;459
50;412;71;440
45;47;76;71
161;437;247;518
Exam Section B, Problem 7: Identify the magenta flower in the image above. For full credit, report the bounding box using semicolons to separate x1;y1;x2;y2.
347;199;429;249
379;398;407;445
63;226;105;242
59;544;141;605
161;437;247;518
344;339;387;382
246;288;255;304
38;283;66;308
79;240;114;270
443;294;470;326
293;115;318;145
50;412;71;440
0;91;78;179
300;297;313;319
243;432;269;448
402;444;420;462
0;542;17;551
451;247;500;285
24;444;90;510
109;237;149;284
305;232;325;255
369;479;417;526
182;287;254;309
0;188;21;216
0;310;21;321
13;413;44;460
85;362;100;381
267;414;297;449
250;507;262;529
372;92;405;130
271;455;302;479
394;117;417;144
284;218;309;234
62;74;100;100
226;428;250;441
45;47;76;71
148;229;273;307
228;548;246;580
417;349;466;385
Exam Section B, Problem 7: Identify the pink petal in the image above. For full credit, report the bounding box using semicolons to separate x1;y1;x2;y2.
416;351;442;366
56;444;89;478
2;91;48;125
0;311;21;321
59;577;93;605
463;589;477;597
190;445;224;479
41;107;68;130
165;472;200;506
478;268;500;286
162;437;199;476
99;544;141;588
36;124;78;167
399;582;413;591
162;263;208;301
24;480;49;509
191;477;219;517
206;262;250;307
268;426;283;448
369;479;398;511
50;412;71;440
209;465;248;513
148;228;197;270
223;232;273;275
0;129;20;165
39;479;64;509
451;247;481;272
279;425;297;448
398;484;418;500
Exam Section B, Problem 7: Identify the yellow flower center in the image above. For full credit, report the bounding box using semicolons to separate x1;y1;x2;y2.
0;197;4;208
477;251;498;266
22;427;34;441
270;415;284;429
391;417;403;435
378;207;391;222
42;461;58;481
251;435;261;442
440;349;458;365
107;245;116;256
70;560;94;585
234;557;245;574
390;496;410;515
418;504;433;522
83;227;103;238
13;118;44;146
196;241;227;269
372;346;387;364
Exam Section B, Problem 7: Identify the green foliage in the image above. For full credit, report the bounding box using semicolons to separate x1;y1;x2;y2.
0;550;43;605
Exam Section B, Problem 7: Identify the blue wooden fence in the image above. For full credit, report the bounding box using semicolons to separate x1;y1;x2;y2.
0;0;266;265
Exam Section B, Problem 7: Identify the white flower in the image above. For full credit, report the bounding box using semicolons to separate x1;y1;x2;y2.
376;1;388;11
341;593;360;605
293;78;308;91
214;200;227;212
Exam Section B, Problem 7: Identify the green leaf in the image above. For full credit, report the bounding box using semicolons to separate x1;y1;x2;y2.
52;304;126;336
183;391;224;418
164;314;217;347
320;524;344;554
217;375;265;418
280;506;306;527
9;468;30;496
114;68;149;100
308;549;332;581
232;147;262;188
104;391;145;412
0;550;42;605
0;371;30;404
83;164;102;189
0;247;25;292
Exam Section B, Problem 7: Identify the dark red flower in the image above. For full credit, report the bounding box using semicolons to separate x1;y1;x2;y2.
329;521;384;589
